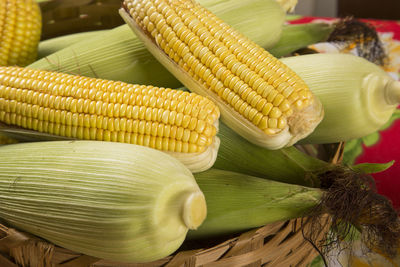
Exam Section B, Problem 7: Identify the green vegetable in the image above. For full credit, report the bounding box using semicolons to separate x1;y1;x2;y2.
0;141;206;262
269;23;333;57
189;169;322;238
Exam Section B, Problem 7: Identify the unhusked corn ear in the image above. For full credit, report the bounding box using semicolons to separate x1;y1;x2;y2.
189;168;322;238
0;66;220;172
281;53;400;144
0;0;42;66
120;0;323;150
0;141;207;262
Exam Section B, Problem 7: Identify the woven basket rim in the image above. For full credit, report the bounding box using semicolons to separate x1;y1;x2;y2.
0;215;332;267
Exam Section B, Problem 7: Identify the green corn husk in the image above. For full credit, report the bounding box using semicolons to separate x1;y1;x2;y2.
214;123;328;186
189;168;400;260
0;120;328;186
1;117;399;257
37;30;109;59
281;53;400;144
0;141;207;263
275;0;298;12
36;22;331;61
189;168;322;239
269;23;334;57
29;0;285;88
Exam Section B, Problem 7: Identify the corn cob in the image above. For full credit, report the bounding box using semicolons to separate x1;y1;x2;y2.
120;0;323;149
0;141;207;262
280;53;400;143
0;101;327;187
0;0;42;66
29;0;285;90
0;66;220;172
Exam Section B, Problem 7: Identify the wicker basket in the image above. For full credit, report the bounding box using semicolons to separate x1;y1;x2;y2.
0;1;341;266
39;0;124;40
0;214;332;267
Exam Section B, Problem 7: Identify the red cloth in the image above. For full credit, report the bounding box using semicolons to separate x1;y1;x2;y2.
290;17;400;209
290;16;400;39
356;121;400;210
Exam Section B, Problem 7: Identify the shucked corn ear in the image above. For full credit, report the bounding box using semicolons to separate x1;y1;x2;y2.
0;0;41;66
120;0;323;149
29;0;285;89
0;141;207;262
281;53;400;143
0;66;220;172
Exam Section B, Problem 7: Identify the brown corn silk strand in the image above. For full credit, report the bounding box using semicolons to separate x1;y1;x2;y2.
303;166;400;261
328;17;387;67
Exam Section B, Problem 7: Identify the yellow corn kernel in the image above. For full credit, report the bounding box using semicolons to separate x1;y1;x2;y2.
0;0;42;67
121;0;323;149
0;66;219;154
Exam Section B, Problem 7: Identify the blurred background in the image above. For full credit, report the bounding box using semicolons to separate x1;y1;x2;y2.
294;0;400;20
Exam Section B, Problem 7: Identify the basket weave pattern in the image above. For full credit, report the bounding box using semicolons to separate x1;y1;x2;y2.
0;217;330;267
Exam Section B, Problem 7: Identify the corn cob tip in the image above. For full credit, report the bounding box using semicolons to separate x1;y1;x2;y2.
361;72;399;128
182;191;207;230
363;72;400;108
119;0;323;149
166;133;220;173
385;79;400;106
286;96;323;146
